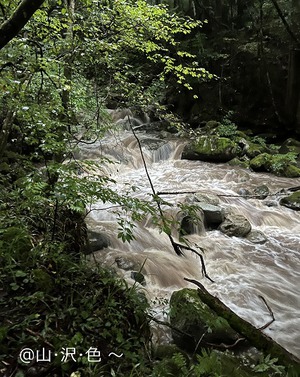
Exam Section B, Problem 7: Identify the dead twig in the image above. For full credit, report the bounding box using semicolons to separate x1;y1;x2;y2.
258;295;275;330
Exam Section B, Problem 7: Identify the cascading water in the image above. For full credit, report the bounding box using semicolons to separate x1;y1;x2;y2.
78;122;300;358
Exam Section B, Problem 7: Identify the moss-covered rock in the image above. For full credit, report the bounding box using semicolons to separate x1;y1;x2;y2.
280;191;300;211
245;142;269;158
249;153;300;177
228;157;250;168
284;164;300;178
182;136;242;162
169;288;238;352
279;138;300;155
249;153;273;171
253;184;269;199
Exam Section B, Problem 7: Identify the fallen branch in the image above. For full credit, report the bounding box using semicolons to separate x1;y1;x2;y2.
184;278;300;373
128;117;213;282
258;295;275;330
157;188;299;198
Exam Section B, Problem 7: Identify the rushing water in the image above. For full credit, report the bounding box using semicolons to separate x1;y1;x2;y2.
79;125;300;357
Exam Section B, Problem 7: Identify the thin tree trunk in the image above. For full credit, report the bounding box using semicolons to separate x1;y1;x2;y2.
286;49;300;133
0;110;15;158
185;278;300;374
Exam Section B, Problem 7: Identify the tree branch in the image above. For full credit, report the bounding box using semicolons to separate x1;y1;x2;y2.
0;0;46;50
270;0;300;47
128;116;214;282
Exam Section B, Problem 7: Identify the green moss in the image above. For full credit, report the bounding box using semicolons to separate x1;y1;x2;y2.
183;136;242;162
245;142;268;158
170;288;238;352
32;268;54;293
249;153;300;177
228;157;250;168
249;153;273;171
280;191;300;210
283;164;300;178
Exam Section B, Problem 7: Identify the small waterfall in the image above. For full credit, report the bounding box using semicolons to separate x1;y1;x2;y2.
79;124;300;357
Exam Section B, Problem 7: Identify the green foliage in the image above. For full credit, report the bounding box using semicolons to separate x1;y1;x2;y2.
215;112;238;137
252;354;285;375
0;232;151;376
270;152;298;174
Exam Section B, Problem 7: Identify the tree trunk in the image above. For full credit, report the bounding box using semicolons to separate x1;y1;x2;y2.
184;278;300;374
0;110;15;158
0;0;46;50
286;49;300;134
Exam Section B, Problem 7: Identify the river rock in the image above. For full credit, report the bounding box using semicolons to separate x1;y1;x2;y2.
249;153;272;172
85;230;110;253
253;184;269;199
218;214;251;237
192;193;220;205
279;138;300;156
245;230;268;244
169;288;238;352
197;202;225;227
237;188;252;198
115;256;136;271
280;191;300;211
180;214;205;235
182;136;242;162
228;157;250;169
131;271;146;286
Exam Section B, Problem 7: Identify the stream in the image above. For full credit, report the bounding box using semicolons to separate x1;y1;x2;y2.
78;122;300;358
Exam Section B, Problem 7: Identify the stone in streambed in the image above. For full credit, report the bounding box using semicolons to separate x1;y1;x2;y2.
280;191;300;211
245;230;267;244
218;214;251;237
182;136;242;163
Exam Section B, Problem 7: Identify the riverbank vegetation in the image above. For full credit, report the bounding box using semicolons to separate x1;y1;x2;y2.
1;0;300;376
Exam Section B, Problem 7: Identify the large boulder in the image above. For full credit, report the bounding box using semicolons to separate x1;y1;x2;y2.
196;202;225;228
182;136;242;162
85;230;110;254
219;214;251;237
169;288;238;352
242;140;269;159
183;194;224;228
279;138;300;155
253;185;269;199
280;191;300;211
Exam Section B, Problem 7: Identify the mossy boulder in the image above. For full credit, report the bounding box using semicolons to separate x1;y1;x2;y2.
182;136;242;162
244;142;269;158
253;184;269;199
284;164;300;178
279;138;300;155
228;157;250;169
169;288;238;352
249;153;273;171
280;191;300;211
249;153;300;177
85;230;110;253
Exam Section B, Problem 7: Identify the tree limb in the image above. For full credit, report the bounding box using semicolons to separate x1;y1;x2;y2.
184;278;300;373
0;0;46;50
128;116;213;282
270;0;300;47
